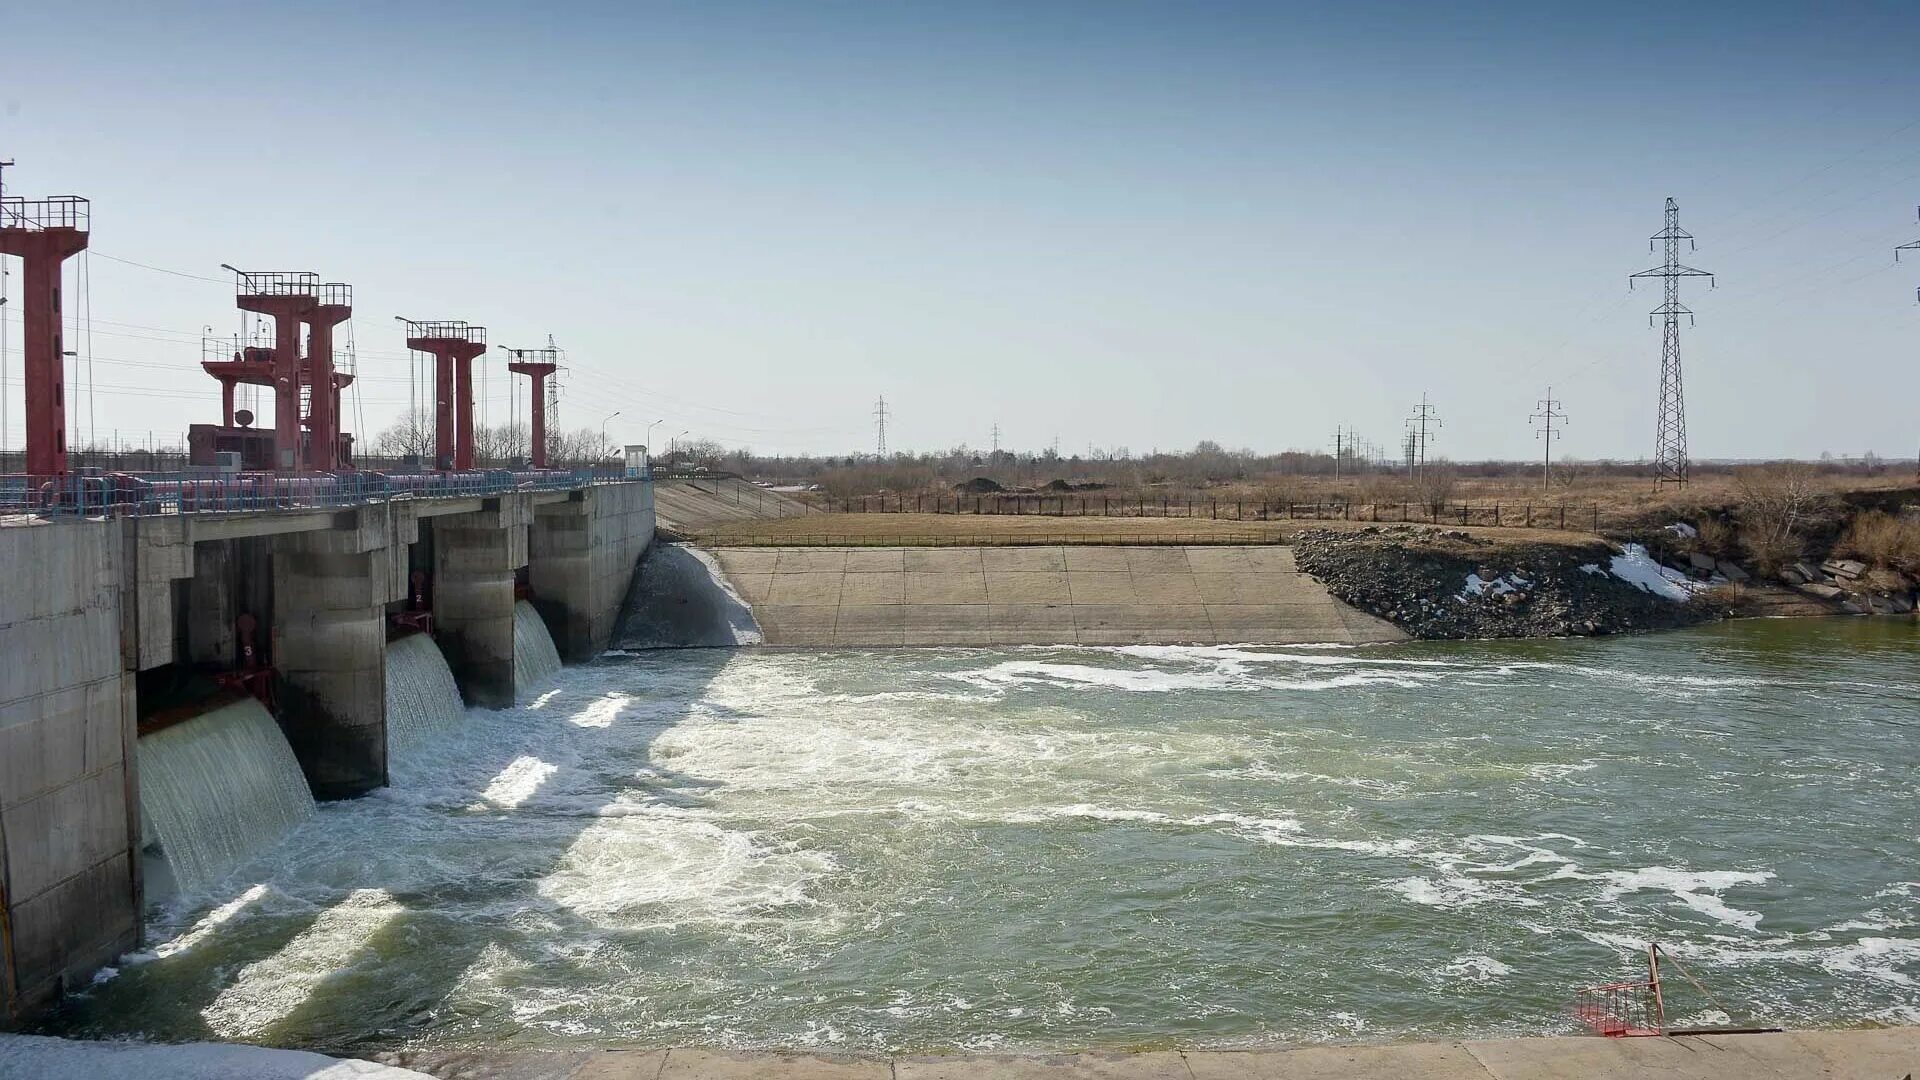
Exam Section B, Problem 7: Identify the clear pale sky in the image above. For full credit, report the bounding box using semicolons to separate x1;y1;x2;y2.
3;1;1916;462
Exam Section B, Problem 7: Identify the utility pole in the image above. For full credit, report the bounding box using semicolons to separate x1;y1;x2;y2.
1630;198;1715;485
1899;207;1918;477
873;394;888;458
1332;425;1348;479
1406;393;1441;475
1531;386;1566;488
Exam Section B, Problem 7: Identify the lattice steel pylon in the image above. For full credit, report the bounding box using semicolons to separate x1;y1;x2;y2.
1630;199;1715;485
1896;204;1919;295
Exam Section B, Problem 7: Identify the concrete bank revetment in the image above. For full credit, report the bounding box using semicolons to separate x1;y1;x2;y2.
382;1027;1920;1079
708;545;1405;646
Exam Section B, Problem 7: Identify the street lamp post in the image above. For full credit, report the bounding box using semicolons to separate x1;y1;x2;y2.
645;417;665;454
600;410;621;460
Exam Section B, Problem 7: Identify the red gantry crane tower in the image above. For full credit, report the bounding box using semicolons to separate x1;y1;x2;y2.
303;282;353;470
224;267;318;471
505;343;560;468
0;163;89;476
400;319;487;471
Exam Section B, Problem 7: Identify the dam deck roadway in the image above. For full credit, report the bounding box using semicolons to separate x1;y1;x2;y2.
0;471;654;1024
386;1027;1919;1079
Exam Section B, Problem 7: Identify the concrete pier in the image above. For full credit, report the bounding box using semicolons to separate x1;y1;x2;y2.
272;507;406;799
530;483;657;661
0;477;653;1024
0;520;139;1021
433;495;534;707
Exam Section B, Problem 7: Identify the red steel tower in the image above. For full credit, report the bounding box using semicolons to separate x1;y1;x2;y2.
401;320;486;471
226;269;318;471
0;182;89;476
303;282;352;470
505;346;559;468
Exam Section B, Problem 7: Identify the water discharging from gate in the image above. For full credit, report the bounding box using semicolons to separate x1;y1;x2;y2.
137;698;316;897
384;633;465;750
514;599;563;694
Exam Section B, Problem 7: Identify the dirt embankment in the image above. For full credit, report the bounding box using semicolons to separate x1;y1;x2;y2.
1291;526;1717;640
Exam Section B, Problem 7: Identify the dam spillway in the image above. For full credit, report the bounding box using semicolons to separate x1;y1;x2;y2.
384;634;466;751
136;698;316;899
513;599;565;694
0;477;654;1021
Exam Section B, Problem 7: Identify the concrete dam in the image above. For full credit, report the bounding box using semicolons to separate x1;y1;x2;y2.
0;478;653;1021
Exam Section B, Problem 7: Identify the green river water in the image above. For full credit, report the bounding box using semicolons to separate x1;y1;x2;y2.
43;618;1920;1053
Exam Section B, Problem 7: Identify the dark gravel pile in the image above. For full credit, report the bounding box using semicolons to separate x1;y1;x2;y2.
1291;526;1715;640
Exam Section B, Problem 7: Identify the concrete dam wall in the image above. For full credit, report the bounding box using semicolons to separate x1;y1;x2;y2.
705;544;1406;647
0;478;653;1024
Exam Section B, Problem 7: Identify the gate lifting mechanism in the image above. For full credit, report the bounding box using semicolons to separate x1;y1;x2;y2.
1570;944;1775;1038
391;570;434;635
213;612;275;711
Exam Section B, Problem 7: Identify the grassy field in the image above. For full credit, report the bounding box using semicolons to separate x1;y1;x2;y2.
690;512;1596;547
789;471;1919;533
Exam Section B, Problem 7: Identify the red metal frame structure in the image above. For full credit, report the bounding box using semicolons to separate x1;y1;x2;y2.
505;346;560;467
303;282;353;470
1572;945;1666;1037
228;269;319;471
0;189;89;475
401;319;486;471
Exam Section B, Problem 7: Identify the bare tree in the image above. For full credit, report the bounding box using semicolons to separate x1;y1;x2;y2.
1411;459;1458;517
1733;464;1824;575
372;409;435;459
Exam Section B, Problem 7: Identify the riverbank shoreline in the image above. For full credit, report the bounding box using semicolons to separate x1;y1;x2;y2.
372;1026;1920;1078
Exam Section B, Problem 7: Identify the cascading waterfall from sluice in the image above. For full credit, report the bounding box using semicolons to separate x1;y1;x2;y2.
137;697;316;899
616;542;763;648
514;599;564;694
384;633;465;751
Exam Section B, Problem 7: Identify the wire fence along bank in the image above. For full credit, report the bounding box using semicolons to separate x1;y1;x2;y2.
817;493;1604;532
0;469;644;518
701;532;1293;548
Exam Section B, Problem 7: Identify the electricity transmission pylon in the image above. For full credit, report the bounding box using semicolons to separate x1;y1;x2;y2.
1630;198;1715;486
1898;207;1918;475
1531;387;1566;488
1406;393;1441;474
873;395;889;457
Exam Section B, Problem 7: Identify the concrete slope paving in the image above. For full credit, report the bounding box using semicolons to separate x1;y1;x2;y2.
706;545;1406;646
654;480;814;534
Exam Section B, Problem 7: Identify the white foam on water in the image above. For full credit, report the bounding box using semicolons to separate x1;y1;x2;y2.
1592;867;1775;932
1442;954;1515;981
535;816;837;931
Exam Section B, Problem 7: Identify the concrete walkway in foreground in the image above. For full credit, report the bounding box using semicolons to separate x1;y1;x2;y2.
708;545;1405;647
389;1027;1918;1079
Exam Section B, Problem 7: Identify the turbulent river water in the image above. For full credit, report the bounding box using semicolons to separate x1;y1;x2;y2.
44;619;1920;1054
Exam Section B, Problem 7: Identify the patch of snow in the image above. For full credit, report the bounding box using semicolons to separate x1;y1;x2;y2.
1665;522;1699;538
0;1033;432;1079
1459;572;1531;600
1579;563;1605;577
1608;544;1704;602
